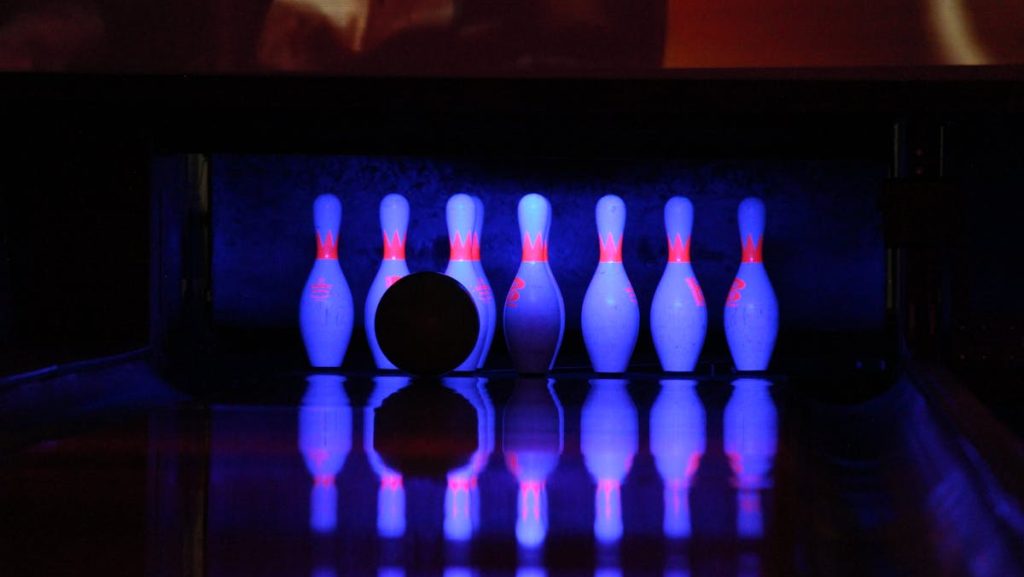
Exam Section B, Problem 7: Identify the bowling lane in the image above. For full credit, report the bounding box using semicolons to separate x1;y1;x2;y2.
1;371;1021;577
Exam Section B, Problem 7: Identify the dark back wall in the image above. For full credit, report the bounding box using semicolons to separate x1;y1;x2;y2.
211;154;888;366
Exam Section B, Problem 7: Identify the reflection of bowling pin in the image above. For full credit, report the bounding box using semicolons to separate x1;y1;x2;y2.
651;197;707;372
445;194;487;371
650;379;705;538
366;376;410;538
503;378;564;549
366;194;410;369
724;198;778;371
504;194;565;374
299;194;354;367
581;379;638;544
582;195;639;373
299;375;352;533
443;376;491;542
472;196;496;369
723;378;777;538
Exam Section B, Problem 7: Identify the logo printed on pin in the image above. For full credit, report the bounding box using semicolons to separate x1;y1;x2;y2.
506;277;526;307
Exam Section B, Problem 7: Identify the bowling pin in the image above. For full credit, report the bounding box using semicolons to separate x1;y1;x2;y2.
724;197;778;371
445;194;488;371
504;194;565;374
299;194;354;367
471;195;496;369
365;194;410;370
581;195;639;373
651;197;707;372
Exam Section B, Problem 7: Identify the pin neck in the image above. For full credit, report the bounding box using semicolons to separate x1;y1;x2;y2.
741;234;763;263
667;234;691;263
449;231;474;261
382;231;406;260
521;232;548;262
316;231;338;260
598;232;623;263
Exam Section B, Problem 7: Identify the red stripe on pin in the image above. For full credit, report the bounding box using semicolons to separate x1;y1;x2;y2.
449;231;473;261
382;231;406;260
668;234;691;263
521;232;548;262
599;233;622;263
316;231;338;260
741;235;763;263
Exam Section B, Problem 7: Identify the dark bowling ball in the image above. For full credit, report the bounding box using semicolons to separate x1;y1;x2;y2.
374;382;478;480
375;271;479;376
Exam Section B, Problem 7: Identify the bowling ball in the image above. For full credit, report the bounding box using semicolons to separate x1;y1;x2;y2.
375;271;479;375
373;382;478;480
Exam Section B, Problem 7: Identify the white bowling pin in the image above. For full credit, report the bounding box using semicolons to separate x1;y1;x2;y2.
582;195;639;373
724;197;779;371
365;194;410;370
472;196;496;369
504;194;565;374
299;194;354;367
444;194;487;371
651;197;707;372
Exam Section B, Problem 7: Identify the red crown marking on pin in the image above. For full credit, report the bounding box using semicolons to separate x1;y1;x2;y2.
521;232;548;262
381;474;403;490
449;231;473;261
382;231;406;260
316;231;338;260
668;234;691;263
471;232;481;262
599;233;622;263
741;234;763;263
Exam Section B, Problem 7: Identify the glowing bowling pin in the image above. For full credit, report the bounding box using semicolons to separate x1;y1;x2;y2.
504;194;565;374
472;196;496;368
582;195;639;373
651;197;707;372
299;194;354;367
299;375;351;533
724;197;778;371
581;379;638;544
650;379;705;538
365;194;410;369
445;194;487;371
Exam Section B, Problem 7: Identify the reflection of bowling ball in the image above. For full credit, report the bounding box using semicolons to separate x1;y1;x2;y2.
374;383;478;480
375;272;479;375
